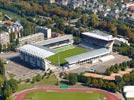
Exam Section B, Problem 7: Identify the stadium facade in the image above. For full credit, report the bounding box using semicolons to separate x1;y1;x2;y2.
18;44;55;70
65;48;111;65
18;35;74;69
65;30;114;66
81;30;114;52
36;35;74;48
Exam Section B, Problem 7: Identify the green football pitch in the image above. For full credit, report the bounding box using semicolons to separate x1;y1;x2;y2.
24;91;105;100
54;45;75;53
47;47;88;65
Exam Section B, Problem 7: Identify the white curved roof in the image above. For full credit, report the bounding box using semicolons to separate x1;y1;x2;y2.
19;44;55;59
66;48;110;64
82;31;113;41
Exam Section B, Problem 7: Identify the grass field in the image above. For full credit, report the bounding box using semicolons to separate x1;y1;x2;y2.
24;91;105;100
54;45;75;53
47;47;88;65
17;75;58;92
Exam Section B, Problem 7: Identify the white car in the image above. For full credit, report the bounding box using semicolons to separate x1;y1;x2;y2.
89;67;96;72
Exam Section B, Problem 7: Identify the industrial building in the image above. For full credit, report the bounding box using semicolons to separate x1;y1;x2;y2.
18;44;55;70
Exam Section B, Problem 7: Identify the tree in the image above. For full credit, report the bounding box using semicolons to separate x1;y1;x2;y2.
68;73;78;85
35;74;42;82
0;44;2;53
78;74;88;83
81;15;88;25
108;82;117;92
89;14;99;28
31;77;36;84
85;78;91;86
10;32;16;42
0;75;4;87
107;22;117;36
0;60;5;75
7;79;18;93
3;81;12;98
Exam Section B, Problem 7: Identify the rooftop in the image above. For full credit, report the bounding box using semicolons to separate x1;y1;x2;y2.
124;86;134;92
18;44;55;59
36;35;73;46
19;33;44;41
82;30;113;41
65;48;110;64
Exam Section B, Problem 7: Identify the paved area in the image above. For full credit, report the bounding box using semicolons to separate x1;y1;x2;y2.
69;52;130;74
13;86;120;100
0;52;45;80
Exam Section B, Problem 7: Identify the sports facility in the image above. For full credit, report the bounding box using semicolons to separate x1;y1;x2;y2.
54;45;75;53
24;91;105;100
18;31;115;69
14;86;119;100
47;46;88;65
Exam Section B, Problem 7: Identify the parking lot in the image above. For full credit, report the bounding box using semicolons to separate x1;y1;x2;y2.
69;52;130;74
0;52;45;80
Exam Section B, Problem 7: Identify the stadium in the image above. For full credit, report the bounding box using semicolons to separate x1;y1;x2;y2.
18;30;114;70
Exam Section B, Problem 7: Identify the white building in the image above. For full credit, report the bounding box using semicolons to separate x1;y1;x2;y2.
19;33;44;46
7;21;23;38
18;44;55;70
124;86;134;99
114;37;130;46
0;31;10;47
50;0;55;3
65;48;111;66
81;30;114;52
35;26;51;39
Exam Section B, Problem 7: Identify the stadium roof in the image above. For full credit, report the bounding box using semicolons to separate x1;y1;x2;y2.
18;44;55;59
82;30;113;41
65;48;110;64
36;35;73;46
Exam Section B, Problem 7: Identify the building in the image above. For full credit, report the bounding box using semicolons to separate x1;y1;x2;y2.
19;33;44;46
81;30;114;52
4;21;23;38
18;44;55;70
114;37;130;46
0;31;10;47
50;0;55;3
64;30;115;66
65;48;111;65
61;0;69;6
123;86;134;99
35;26;51;39
36;35;74;48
